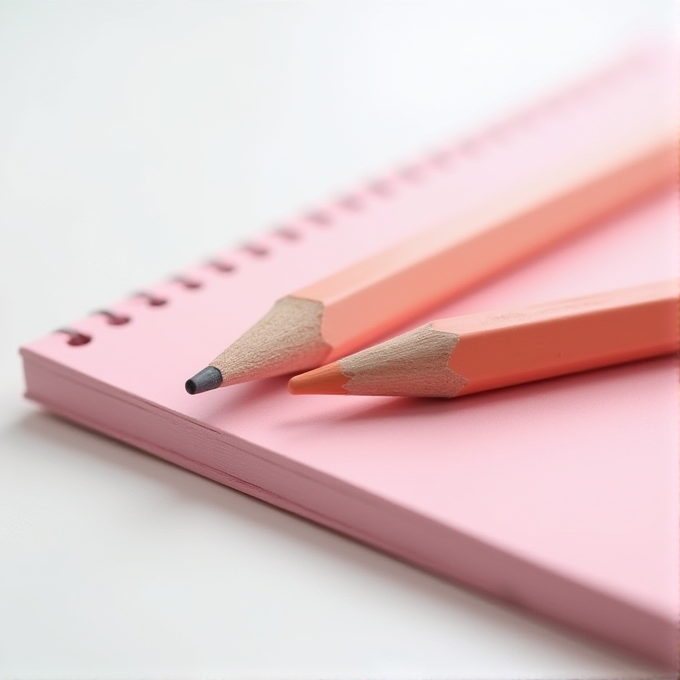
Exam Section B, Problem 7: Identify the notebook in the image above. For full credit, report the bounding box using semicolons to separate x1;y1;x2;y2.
21;45;679;667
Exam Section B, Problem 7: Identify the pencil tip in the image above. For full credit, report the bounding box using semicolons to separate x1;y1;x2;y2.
288;362;348;395
185;366;223;395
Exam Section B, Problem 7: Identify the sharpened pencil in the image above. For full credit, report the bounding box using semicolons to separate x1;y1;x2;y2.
186;124;676;395
288;280;680;398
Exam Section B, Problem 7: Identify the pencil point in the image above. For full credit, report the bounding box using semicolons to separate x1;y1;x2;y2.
288;362;348;395
185;366;223;394
209;297;332;387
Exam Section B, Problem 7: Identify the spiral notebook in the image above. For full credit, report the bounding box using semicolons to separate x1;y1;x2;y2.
21;46;679;666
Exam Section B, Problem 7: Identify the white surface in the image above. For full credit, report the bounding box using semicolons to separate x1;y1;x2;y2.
1;2;677;678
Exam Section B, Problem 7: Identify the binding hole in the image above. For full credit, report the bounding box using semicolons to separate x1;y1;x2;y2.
368;179;393;196
338;195;362;211
275;226;301;241
58;328;92;346
138;292;168;306
210;260;236;273
429;150;454;168
175;276;202;289
459;138;482;155
399;165;423;182
97;310;131;325
307;211;332;227
243;243;269;257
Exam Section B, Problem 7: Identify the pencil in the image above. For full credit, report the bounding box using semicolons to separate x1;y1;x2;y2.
288;279;679;398
186;125;676;394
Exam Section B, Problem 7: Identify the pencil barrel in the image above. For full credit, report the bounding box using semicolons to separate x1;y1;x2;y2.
450;282;679;396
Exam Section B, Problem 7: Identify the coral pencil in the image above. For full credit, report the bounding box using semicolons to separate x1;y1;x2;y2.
288;279;679;398
186;125;676;394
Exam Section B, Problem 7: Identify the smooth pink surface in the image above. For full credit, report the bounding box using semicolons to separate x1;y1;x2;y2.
22;46;679;662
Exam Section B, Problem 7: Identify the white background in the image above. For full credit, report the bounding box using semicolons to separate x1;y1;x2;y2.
1;1;677;678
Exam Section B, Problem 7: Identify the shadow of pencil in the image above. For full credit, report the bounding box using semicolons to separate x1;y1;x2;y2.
188;373;291;421
326;356;671;424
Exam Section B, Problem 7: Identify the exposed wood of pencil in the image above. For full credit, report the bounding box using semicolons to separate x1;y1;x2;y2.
288;279;680;398
188;124;675;392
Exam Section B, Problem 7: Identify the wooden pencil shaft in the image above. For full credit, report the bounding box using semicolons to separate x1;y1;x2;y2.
298;129;676;360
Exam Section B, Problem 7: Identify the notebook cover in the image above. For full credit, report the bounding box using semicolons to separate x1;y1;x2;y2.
20;45;679;666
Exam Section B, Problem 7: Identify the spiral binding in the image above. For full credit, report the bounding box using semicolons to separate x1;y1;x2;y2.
56;50;639;347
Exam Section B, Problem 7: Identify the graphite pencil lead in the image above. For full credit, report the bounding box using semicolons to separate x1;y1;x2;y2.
185;366;223;395
185;296;332;393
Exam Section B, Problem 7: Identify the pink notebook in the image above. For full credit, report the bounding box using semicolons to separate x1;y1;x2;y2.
21;46;679;667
